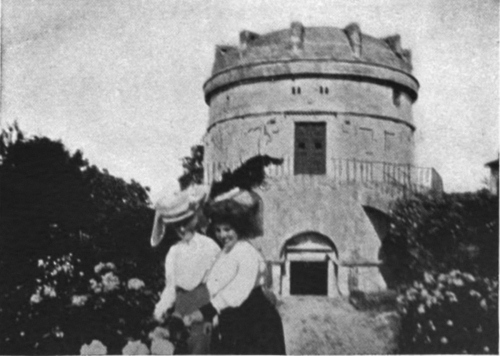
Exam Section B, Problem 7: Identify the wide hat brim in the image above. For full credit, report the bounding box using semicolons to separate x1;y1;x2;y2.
150;185;210;247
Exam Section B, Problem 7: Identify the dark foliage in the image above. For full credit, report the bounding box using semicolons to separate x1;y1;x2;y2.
178;145;204;190
381;191;499;288
0;124;166;354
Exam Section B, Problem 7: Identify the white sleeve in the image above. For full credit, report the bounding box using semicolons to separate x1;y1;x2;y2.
211;247;259;312
208;239;222;261
156;247;177;313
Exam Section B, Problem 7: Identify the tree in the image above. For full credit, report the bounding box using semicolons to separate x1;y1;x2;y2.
0;124;159;286
0;126;91;266
0;124;166;355
381;190;499;287
178;145;204;190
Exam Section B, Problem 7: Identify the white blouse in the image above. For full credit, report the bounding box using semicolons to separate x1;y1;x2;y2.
157;233;220;313
205;240;267;313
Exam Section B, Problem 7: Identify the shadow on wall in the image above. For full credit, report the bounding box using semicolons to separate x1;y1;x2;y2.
362;206;392;287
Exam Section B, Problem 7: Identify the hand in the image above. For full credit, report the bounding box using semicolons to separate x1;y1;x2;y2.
182;309;203;327
203;322;212;335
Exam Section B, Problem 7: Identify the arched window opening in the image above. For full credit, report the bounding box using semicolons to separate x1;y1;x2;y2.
281;232;338;296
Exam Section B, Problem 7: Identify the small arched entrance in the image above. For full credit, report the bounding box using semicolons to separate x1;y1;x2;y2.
281;232;339;297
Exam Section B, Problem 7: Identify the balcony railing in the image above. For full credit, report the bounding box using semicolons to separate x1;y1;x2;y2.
205;157;443;194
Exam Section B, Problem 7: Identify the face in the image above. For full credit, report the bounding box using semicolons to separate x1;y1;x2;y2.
173;214;198;241
214;223;239;250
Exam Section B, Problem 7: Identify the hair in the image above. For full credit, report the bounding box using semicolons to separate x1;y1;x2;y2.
209;214;247;239
205;198;256;239
205;191;263;239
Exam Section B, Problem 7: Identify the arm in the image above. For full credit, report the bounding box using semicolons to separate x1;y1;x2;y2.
154;247;177;320
201;245;260;319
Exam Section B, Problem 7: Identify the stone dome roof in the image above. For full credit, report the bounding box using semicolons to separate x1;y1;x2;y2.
204;22;418;103
210;22;413;76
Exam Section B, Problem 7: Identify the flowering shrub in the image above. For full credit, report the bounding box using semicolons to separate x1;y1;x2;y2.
0;254;165;355
80;339;108;355
397;270;498;354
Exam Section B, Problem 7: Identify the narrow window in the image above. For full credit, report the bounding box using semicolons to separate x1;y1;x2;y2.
359;127;374;155
325;87;329;94
384;131;395;151
292;87;296;95
297;87;301;95
294;122;326;175
319;86;323;94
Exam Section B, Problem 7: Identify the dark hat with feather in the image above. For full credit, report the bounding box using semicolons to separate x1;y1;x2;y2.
205;188;263;239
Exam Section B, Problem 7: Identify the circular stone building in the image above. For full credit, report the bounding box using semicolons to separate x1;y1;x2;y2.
202;22;442;297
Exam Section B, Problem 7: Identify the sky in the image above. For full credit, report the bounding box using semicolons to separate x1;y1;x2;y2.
2;0;498;202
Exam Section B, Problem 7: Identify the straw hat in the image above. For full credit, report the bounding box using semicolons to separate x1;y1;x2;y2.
150;185;210;247
206;188;263;238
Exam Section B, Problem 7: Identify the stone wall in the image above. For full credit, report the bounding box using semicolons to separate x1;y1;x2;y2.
201;23;430;296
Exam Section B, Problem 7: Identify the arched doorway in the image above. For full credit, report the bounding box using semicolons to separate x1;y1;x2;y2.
281;232;339;297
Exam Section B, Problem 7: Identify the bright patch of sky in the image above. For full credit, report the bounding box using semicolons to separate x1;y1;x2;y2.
2;0;498;201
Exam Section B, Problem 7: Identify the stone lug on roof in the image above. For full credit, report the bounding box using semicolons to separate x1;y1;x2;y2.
204;22;418;104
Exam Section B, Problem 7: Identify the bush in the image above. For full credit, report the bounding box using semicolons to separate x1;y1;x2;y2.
397;270;498;354
382;191;498;287
0;254;163;355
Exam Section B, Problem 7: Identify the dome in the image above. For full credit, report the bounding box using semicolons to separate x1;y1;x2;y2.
204;22;417;103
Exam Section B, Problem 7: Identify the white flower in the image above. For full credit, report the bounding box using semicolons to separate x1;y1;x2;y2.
469;290;481;298
105;262;116;271
102;272;120;292
462;273;475;283
122;340;150;355
80;339;107;355
94;262;106;274
71;295;89;307
90;279;103;293
480;299;487;310
42;285;57;298
428;320;436;331
62;263;72;273
440;337;448;344
417;304;425;314
447;320;453;327
38;259;44;267
445;291;458;302
484;346;490;352
424;272;435;284
30;293;42;304
127;278;145;290
54;329;64;338
453;278;464;287
150;339;174;355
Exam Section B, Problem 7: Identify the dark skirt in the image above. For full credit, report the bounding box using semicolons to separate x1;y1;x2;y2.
174;285;211;355
213;287;286;355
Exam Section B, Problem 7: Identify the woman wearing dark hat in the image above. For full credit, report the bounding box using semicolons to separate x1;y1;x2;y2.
183;188;286;355
150;185;220;354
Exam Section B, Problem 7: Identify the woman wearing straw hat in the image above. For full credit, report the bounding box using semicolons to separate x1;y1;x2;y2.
150;185;220;354
183;188;286;355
